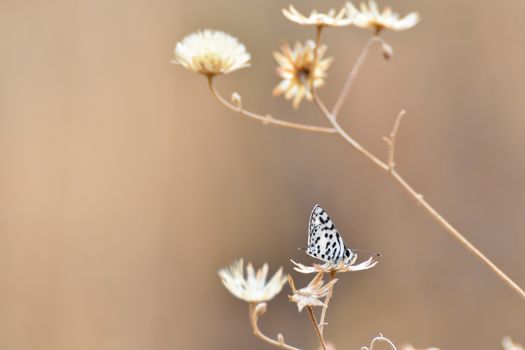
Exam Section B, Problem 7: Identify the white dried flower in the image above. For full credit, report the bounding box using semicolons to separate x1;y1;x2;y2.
218;259;287;303
273;40;333;109
291;254;377;274
288;272;338;312
282;5;353;27
346;1;419;33
502;337;524;350
173;30;251;76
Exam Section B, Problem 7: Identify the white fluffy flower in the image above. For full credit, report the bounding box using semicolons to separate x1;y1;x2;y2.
218;259;287;303
346;1;419;33
282;5;353;27
173;30;251;76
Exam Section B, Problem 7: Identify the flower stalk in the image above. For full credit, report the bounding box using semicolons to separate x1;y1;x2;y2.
362;333;399;350
318;270;336;335
249;303;301;350
306;306;328;350
207;76;336;133
331;35;389;117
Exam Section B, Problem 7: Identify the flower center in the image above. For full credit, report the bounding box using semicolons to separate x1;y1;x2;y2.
297;67;311;84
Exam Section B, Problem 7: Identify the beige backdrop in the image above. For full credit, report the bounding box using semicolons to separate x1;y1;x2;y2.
1;0;524;349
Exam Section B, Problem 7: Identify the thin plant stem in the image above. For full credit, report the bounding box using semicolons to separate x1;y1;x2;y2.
311;90;525;300
389;168;525;300
249;303;301;350
207;76;336;134
314;93;388;170
318;270;336;336
309;25;323;89
315;26;322;48
306;306;327;350
362;334;398;350
383;110;406;169
331;36;386;118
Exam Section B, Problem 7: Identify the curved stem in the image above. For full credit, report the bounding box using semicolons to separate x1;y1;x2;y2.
332;36;386;118
318;270;336;336
207;76;336;134
313;90;525;300
249;303;301;350
362;334;398;350
306;306;327;350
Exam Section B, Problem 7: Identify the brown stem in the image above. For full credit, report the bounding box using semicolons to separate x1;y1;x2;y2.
383;110;406;170
312;91;525;301
390;169;525;300
306;306;327;350
331;36;386;118
249;303;301;350
318;270;336;336
207;76;336;134
313;91;388;170
309;25;323;92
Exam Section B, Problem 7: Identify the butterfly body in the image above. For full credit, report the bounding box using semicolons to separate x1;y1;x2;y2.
307;205;354;263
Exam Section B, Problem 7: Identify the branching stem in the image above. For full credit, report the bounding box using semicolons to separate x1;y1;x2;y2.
209;31;525;300
312;88;525;300
207;76;336;134
308;34;525;300
249;303;301;350
313;93;388;170
383;110;405;170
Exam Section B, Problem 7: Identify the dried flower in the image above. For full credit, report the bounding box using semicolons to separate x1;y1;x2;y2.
502;337;524;350
218;259;287;303
273;40;332;109
282;5;353;27
288;272;338;312
291;254;377;274
173;30;251;76
346;1;419;33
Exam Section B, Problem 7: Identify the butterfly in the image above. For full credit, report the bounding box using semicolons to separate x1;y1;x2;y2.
306;204;355;263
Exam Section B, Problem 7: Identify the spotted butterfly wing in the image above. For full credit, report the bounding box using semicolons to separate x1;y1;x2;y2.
307;205;354;263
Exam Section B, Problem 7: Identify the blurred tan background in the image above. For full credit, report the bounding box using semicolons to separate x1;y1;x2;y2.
1;0;524;349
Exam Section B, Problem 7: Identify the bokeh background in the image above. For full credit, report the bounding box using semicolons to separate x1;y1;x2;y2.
1;0;524;349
